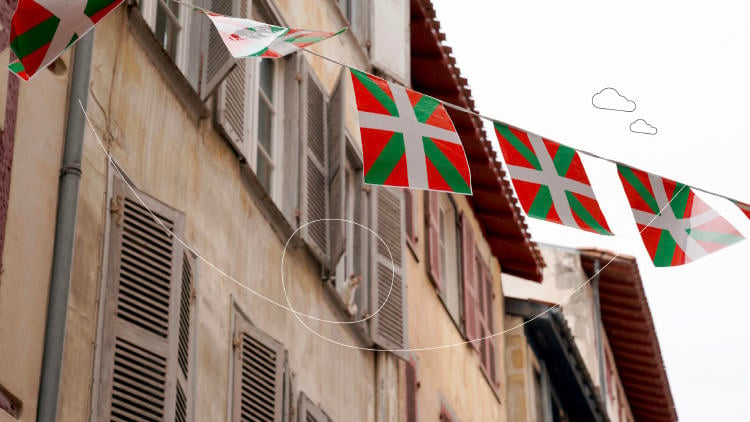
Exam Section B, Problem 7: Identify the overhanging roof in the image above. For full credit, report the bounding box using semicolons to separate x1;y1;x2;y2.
506;298;609;421
579;249;678;422
410;0;545;281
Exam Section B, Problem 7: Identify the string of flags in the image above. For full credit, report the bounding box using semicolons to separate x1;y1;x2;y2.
7;0;750;267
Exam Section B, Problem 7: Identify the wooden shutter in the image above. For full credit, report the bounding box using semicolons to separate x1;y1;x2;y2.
476;259;497;385
297;392;331;422
176;252;196;422
98;177;187;421
200;0;238;100
369;0;409;84
300;68;328;263
280;54;302;225
425;192;441;290
369;186;407;351
404;190;417;245
232;317;285;421
216;0;249;153
461;213;479;351
327;74;346;269
405;357;418;422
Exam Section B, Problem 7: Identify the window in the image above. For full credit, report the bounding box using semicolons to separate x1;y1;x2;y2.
214;0;288;202
232;313;289;421
475;257;497;386
404;189;418;250
139;0;193;71
335;0;368;43
426;192;462;327
95;176;195;421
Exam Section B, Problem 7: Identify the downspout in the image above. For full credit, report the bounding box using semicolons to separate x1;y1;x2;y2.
591;258;608;404
37;33;94;422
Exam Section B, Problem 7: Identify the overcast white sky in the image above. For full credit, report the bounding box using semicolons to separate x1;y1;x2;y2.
431;0;750;419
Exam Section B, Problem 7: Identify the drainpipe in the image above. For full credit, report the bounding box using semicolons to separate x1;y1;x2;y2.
591;258;608;404
36;33;94;422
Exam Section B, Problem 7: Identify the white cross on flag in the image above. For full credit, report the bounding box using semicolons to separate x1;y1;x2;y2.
617;164;744;266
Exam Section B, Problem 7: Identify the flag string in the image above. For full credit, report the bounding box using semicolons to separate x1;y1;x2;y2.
79;97;691;352
299;47;747;207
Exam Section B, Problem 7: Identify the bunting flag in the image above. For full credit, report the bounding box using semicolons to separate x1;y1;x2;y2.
192;5;345;59
349;68;471;194
494;122;612;235
617;164;744;266
732;200;750;220
8;0;124;81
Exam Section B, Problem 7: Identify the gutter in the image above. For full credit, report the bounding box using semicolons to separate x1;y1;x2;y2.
36;33;94;422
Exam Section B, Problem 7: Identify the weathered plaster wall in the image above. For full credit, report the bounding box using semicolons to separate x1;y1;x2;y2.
0;49;71;422
406;190;507;422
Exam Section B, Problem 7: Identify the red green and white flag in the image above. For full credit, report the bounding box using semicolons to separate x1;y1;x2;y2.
618;164;744;267
494;122;612;235
255;27;348;58
8;0;124;81
732;200;750;220
190;4;345;59
349;68;471;194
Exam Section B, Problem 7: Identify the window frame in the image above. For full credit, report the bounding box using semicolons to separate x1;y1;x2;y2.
139;0;192;70
434;194;463;331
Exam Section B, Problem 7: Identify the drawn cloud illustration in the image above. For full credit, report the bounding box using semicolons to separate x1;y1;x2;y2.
592;87;636;112
630;119;657;135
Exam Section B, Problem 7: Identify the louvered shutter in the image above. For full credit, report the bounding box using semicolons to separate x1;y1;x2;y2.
279;54;302;225
176;252;196;422
426;192;442;290
480;263;497;385
297;393;331;422
200;0;238;100
216;0;249;154
300;68;328;263
368;186;407;351
461;214;479;351
98;178;186;421
405;357;418;422
232;318;285;421
327;75;346;269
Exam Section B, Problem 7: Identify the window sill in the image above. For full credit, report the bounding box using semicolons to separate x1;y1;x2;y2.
127;5;209;123
321;279;372;348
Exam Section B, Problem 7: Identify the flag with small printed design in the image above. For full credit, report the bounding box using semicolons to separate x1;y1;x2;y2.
617;164;744;267
732;200;750;220
494;122;612;235
349;68;471;194
9;0;125;81
190;4;345;59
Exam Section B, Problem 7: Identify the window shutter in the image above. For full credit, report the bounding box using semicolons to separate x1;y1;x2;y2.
369;0;409;84
297;392;331;422
476;259;497;385
200;0;238;100
460;213;479;351
232;317;285;421
300;68;329;264
369;186;407;351
405;357;418;422
327;74;346;269
439;402;456;422
404;190;417;245
98;177;187;421
279;54;302;225
426;192;441;290
176;252;196;422
216;0;249;153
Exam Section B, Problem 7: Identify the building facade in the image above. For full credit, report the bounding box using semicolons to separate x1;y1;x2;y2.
503;245;678;422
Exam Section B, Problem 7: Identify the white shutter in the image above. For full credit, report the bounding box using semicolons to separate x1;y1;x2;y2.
200;0;238;100
368;186;407;352
327;74;346;269
300;67;329;264
98;177;187;421
369;0;409;84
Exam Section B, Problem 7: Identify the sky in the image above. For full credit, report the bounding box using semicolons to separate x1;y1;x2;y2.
430;0;750;419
